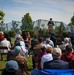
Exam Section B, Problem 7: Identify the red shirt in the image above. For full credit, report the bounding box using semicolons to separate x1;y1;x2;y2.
61;52;74;62
27;36;31;44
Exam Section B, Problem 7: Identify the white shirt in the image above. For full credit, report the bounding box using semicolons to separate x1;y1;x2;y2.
0;38;11;48
20;41;26;53
0;38;11;53
41;53;53;69
44;40;54;48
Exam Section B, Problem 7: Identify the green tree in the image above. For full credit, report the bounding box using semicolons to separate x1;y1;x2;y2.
55;22;66;35
68;15;74;26
0;10;5;21
0;10;5;31
71;16;74;25
21;13;33;30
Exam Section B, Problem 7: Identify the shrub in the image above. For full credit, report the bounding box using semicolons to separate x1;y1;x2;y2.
22;30;36;37
62;31;69;37
41;29;48;35
8;30;16;37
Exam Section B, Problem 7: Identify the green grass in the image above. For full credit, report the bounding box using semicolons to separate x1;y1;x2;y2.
0;56;33;75
27;56;33;74
11;37;15;44
0;61;6;75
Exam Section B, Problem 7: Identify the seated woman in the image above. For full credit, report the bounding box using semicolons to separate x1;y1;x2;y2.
41;46;53;69
15;35;29;56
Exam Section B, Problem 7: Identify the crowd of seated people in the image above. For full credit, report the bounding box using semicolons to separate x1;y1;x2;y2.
31;32;74;75
1;31;74;75
0;31;29;75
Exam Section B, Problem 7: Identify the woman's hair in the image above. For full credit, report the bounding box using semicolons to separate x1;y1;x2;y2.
27;32;30;36
17;36;24;41
46;46;53;53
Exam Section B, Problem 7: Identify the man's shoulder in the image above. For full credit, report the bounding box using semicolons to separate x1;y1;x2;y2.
59;59;68;65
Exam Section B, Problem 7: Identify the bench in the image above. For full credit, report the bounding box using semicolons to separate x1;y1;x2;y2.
0;46;8;60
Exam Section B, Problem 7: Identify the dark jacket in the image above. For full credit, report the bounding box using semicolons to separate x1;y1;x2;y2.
43;58;69;69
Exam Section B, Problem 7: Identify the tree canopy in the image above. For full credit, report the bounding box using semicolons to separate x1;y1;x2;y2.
21;13;33;30
71;16;74;25
68;15;74;26
0;10;5;31
0;10;5;21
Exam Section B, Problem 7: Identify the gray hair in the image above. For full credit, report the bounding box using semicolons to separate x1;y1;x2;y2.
52;48;62;58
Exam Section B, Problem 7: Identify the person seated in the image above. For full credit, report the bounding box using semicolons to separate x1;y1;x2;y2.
4;32;11;44
35;46;46;69
0;31;4;41
41;46;53;69
15;30;21;40
61;45;74;69
56;38;63;46
50;32;56;47
0;31;11;49
70;32;74;49
43;48;69;69
44;38;54;48
2;60;22;75
0;32;11;60
14;36;28;56
59;38;72;54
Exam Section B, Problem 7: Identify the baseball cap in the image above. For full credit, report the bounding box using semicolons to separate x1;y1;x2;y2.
5;60;19;72
14;46;21;53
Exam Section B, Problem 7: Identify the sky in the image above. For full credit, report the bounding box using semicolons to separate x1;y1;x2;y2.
0;0;74;24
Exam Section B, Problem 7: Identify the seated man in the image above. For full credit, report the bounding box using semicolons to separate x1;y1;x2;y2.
61;45;74;69
0;32;11;60
43;48;69;69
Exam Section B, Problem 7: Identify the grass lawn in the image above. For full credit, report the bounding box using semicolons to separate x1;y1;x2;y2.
0;56;33;75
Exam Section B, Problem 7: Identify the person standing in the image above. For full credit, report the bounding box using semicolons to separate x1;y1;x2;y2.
47;18;54;33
